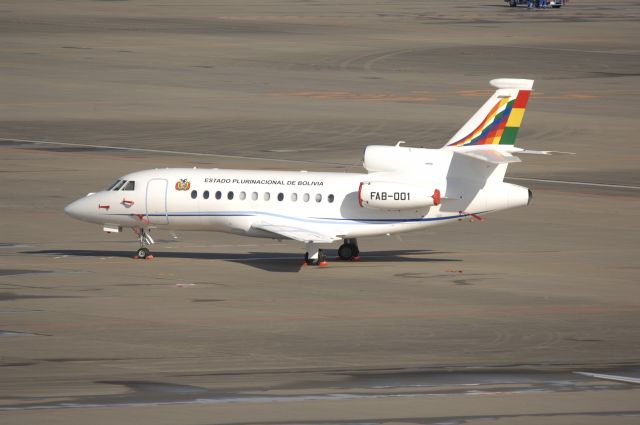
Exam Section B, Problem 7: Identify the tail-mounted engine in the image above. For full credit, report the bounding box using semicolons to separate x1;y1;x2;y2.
359;181;441;211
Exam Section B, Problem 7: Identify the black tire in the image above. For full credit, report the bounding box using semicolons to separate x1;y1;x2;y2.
338;244;355;261
509;0;517;6
136;247;150;259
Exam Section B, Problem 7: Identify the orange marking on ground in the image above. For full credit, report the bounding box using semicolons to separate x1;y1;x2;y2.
565;94;601;99
268;91;436;102
455;91;600;100
457;90;494;97
272;89;601;102
532;92;601;100
2;101;120;107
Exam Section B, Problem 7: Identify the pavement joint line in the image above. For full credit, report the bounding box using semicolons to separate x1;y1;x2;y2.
511;45;640;55
3;138;636;190
506;177;640;190
0;137;350;166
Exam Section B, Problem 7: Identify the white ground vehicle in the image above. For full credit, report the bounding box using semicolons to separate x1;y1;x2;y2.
505;0;564;7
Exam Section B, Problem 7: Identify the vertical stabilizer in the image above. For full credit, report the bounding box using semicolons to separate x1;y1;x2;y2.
444;79;533;149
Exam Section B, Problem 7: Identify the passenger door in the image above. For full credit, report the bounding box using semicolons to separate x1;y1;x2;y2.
146;179;169;225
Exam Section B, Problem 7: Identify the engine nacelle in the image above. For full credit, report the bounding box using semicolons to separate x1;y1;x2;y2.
359;181;441;210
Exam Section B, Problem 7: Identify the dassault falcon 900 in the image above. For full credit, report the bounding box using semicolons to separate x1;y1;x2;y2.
65;78;562;265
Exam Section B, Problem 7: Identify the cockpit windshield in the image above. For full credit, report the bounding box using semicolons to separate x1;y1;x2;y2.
112;180;127;191
106;180;122;191
106;179;136;191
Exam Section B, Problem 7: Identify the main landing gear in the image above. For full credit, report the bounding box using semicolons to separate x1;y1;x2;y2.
304;239;360;266
337;238;360;261
304;243;328;266
133;227;154;260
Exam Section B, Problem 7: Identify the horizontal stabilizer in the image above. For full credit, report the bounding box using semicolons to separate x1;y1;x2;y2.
517;149;576;156
457;149;522;164
252;222;338;244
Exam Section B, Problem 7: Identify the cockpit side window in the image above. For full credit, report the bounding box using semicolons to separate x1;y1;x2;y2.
112;180;127;191
106;180;121;191
122;181;135;191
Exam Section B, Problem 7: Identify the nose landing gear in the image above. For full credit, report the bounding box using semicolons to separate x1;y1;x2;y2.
133;227;154;260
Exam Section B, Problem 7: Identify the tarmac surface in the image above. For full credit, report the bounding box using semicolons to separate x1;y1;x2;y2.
1;1;639;424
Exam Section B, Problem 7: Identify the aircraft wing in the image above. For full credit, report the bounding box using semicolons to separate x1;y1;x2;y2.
251;221;339;244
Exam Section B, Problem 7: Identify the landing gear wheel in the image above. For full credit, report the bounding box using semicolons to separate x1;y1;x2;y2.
338;244;355;261
133;227;155;259
136;247;150;259
338;241;360;261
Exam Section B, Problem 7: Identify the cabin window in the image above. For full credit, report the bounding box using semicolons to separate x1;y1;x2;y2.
215;191;222;200
251;192;258;201
122;181;135;191
264;192;271;201
303;193;310;202
107;180;121;191
315;193;322;202
239;191;246;200
328;194;334;203
228;191;234;200
113;180;127;191
191;190;197;199
291;193;298;202
203;190;210;199
277;193;284;201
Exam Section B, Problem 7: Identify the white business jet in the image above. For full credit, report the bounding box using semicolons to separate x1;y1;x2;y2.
65;78;555;265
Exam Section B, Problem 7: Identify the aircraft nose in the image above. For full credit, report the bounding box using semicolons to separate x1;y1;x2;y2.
64;196;93;222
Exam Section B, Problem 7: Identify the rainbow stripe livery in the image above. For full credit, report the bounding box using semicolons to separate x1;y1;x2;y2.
448;90;530;147
445;79;533;149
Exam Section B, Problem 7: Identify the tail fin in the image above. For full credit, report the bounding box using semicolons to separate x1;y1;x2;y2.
444;79;533;149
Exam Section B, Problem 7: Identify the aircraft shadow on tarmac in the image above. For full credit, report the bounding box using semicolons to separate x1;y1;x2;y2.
24;249;461;273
